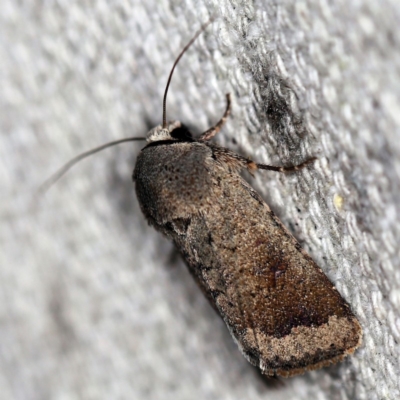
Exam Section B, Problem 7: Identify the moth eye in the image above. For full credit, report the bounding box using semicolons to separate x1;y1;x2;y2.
170;125;193;140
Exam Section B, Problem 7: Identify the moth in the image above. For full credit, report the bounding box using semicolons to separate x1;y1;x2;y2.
44;21;362;377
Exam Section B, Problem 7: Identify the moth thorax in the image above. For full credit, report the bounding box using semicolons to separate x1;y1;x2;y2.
146;121;182;142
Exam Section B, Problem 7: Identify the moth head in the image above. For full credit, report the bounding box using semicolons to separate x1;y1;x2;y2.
146;121;193;142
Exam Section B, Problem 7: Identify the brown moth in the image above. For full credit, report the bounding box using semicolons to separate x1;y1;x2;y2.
133;104;362;376
44;22;362;377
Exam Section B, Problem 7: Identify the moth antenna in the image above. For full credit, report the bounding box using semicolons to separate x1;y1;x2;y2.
39;137;146;194
162;18;214;129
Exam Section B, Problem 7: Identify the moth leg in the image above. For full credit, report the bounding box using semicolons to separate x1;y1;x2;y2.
251;157;317;173
199;93;231;141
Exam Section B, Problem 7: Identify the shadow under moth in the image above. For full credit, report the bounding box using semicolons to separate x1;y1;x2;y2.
44;21;362;377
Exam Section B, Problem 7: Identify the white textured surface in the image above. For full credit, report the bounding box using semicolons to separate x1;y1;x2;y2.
1;1;400;399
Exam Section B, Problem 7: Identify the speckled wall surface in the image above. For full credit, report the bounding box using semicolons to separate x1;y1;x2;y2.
1;1;399;399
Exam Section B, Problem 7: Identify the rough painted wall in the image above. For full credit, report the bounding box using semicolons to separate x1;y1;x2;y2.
2;1;399;399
